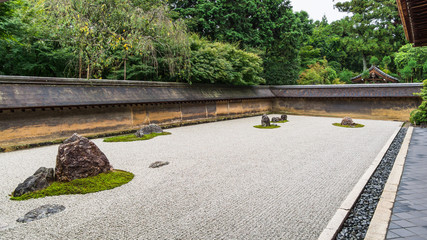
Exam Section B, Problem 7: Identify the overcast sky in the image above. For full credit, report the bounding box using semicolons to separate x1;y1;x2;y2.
289;0;350;23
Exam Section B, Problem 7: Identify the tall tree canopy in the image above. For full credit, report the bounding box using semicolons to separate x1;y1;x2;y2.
334;0;406;71
169;0;307;85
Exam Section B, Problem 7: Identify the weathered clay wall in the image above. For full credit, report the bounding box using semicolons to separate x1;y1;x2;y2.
0;75;423;150
271;84;422;121
0;99;273;148
273;97;421;121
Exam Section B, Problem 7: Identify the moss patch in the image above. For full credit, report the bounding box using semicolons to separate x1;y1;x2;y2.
103;132;171;142
272;120;289;123
10;170;134;201
253;125;281;129
333;123;365;128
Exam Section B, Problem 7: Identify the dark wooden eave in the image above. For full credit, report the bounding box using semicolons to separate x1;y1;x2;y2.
397;0;427;46
351;66;400;84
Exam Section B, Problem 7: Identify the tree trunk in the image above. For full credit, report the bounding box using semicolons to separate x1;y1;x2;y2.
79;53;82;79
87;64;90;80
362;54;367;71
124;58;127;80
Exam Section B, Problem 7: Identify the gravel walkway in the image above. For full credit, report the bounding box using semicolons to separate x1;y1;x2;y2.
0;115;401;240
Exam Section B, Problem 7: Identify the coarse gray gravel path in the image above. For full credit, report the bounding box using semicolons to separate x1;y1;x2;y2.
0;115;401;240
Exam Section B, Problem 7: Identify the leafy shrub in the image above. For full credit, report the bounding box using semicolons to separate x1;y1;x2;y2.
338;69;355;84
410;80;427;125
297;58;343;85
188;35;265;85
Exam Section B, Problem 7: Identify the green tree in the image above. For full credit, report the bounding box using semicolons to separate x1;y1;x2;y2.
299;18;361;73
42;0;191;80
338;69;356;84
297;58;342;85
410;80;427;126
394;44;427;82
370;56;379;66
188;35;265;85
382;56;391;69
169;0;306;85
0;0;14;39
0;0;73;76
334;0;406;71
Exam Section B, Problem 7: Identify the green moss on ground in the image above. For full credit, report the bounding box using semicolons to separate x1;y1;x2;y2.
253;125;281;129
10;170;134;201
333;123;365;128
272;120;289;123
103;132;171;142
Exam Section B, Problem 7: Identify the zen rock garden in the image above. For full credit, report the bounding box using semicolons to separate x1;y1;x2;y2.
1;115;406;240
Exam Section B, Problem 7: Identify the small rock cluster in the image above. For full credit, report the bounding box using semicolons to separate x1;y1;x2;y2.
261;114;287;126
271;115;288;123
271;117;281;122
336;128;407;239
13;133;113;197
135;124;163;138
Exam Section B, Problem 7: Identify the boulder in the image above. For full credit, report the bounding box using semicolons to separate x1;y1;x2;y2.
149;161;170;168
271;117;282;123
261;114;270;127
56;134;113;182
13;167;55;197
341;117;355;126
17;204;65;223
135;124;163;138
281;114;288;121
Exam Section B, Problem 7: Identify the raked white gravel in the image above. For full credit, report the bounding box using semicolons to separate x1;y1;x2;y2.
0;115;401;240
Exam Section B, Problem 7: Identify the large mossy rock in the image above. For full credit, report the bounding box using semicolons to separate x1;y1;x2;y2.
135;124;163;138
261;114;270;127
56;133;113;182
341;117;355;126
13;167;55;197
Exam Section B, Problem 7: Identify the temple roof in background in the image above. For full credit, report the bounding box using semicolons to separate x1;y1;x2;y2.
351;66;400;84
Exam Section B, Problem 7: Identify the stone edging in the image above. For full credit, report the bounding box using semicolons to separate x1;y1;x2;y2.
364;126;414;239
318;124;404;240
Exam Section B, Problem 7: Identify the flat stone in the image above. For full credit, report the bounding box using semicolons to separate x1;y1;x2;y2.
17;204;65;223
149;161;170;168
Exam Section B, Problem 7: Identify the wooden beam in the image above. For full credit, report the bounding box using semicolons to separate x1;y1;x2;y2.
396;0;413;43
